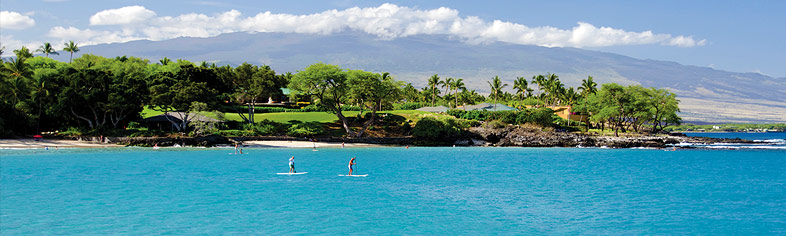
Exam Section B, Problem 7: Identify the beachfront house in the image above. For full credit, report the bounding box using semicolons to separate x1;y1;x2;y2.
525;105;587;122
139;112;223;131
457;103;517;111
416;106;450;113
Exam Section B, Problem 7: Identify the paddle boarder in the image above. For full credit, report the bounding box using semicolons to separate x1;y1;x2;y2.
347;157;356;176
289;156;296;173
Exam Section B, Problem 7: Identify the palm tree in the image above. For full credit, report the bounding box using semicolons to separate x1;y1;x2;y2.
452;78;466;108
62;41;80;63
513;76;529;109
36;43;59;57
2;57;33;106
487;76;508;111
31;75;51;133
159;57;172;65
13;46;34;59
427;74;442;106
562;87;579;126
543;73;560;106
3;56;33;79
443;77;454;106
578;76;598;129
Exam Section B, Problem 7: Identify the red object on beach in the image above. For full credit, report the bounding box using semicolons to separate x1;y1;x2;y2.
33;135;43;141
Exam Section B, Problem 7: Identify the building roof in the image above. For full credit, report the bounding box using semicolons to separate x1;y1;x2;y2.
140;112;221;123
460;103;517;111
416;105;450;113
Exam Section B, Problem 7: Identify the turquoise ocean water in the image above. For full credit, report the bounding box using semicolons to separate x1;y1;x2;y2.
685;132;786;141
2;146;785;234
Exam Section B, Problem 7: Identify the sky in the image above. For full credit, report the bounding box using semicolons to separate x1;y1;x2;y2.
1;0;784;78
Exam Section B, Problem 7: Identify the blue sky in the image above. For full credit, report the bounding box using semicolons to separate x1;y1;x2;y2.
2;0;784;77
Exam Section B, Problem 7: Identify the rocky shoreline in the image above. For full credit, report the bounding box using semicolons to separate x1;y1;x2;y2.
464;125;754;148
41;128;753;148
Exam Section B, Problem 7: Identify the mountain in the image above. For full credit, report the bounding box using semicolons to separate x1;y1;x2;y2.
49;31;786;123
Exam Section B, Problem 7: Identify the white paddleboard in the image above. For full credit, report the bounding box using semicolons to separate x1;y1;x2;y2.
338;174;368;177
276;172;308;175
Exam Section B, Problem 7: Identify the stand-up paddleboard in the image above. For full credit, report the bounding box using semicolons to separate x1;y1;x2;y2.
338;174;368;177
228;153;248;155
276;172;308;175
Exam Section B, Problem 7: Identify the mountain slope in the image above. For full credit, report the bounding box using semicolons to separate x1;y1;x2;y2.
50;31;786;123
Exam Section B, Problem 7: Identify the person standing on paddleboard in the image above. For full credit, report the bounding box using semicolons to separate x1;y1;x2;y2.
289;156;296;173
347;157;356;176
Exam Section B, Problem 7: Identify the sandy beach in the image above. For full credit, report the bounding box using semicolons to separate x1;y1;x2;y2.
240;140;383;148
0;139;124;149
0;138;386;149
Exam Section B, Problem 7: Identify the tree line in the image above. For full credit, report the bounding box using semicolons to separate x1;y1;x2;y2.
1;42;680;137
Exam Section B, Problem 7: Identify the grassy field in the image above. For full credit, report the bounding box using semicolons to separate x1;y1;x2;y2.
141;107;438;124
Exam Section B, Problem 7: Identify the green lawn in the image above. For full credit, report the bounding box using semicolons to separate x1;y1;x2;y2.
141;108;437;124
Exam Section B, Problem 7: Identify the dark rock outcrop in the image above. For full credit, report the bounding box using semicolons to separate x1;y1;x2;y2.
465;126;755;148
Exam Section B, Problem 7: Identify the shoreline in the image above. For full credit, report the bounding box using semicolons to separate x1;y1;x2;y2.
0;133;769;150
0;138;124;149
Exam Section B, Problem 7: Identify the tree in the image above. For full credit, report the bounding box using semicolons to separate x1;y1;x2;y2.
578;76;598;130
646;87;681;133
13;46;34;59
532;74;545;100
55;68;112;129
230;63;282;124
62;41;80;63
513;76;529;108
36;43;59;57
289;63;355;135
487;76;508;111
443;77;454;106
159;57;171;65
591;83;631;136
402;83;420;103
347;70;403;137
561;87;580;126
452;78;466;108
148;64;222;131
427;74;442;106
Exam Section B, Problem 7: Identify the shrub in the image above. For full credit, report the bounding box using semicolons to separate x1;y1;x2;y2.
59;127;84;136
287;122;325;137
241;119;284;135
412;116;468;140
515;108;554;127
394;102;425;110
215;129;257;137
486;111;517;124
484;120;507;129
127;121;141;129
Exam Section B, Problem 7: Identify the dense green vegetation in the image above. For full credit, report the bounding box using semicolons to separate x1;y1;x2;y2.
1;42;683;138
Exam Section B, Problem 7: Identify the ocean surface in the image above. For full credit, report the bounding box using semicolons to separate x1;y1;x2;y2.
682;132;786;150
684;132;786;141
2;147;785;235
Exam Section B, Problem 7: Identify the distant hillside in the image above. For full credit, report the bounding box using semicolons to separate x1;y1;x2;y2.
48;31;786;123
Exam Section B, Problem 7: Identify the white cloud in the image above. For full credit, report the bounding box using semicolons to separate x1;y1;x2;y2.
0;35;41;55
48;26;142;45
52;3;705;48
0;11;36;30
89;5;156;25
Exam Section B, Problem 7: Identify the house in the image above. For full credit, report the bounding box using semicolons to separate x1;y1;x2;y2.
267;88;292;104
525;105;587;122
458;103;517;111
139;112;222;131
416;106;450;113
